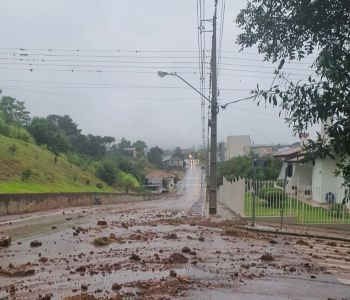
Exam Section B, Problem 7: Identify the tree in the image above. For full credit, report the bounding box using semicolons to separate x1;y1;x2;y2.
132;140;147;155
174;147;184;159
47;115;81;137
236;0;350;194
28;117;70;153
117;137;131;152
217;156;282;186
0;96;30;126
147;146;164;166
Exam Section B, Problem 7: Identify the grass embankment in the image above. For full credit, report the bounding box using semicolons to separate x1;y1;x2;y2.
245;193;350;224
0;135;115;193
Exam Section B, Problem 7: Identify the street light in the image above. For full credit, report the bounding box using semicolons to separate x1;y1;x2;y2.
158;70;213;213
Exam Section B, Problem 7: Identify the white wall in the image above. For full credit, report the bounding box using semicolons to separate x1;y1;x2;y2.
225;135;251;160
312;158;345;203
217;177;245;216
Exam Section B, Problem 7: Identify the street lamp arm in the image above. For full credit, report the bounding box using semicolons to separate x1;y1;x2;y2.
173;73;211;104
158;71;211;103
219;94;257;110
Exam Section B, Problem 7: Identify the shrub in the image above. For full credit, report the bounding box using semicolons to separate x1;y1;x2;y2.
85;178;90;185
0;118;10;136
9;126;34;143
21;168;32;182
8;144;17;155
96;183;103;189
259;187;285;207
96;163;117;185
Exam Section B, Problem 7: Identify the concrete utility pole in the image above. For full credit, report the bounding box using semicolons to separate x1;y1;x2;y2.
209;0;218;215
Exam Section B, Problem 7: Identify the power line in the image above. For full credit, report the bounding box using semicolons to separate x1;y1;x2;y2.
0;83;252;92
1;87;206;101
0;56;312;72
0;66;200;74
0;48;202;53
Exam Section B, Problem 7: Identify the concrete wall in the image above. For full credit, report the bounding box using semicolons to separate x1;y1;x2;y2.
218;177;245;216
0;192;159;216
225;135;251;160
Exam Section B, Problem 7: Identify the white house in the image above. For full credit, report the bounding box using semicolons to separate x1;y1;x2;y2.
275;127;346;204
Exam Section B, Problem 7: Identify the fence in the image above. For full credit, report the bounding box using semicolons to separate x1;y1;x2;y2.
245;179;350;225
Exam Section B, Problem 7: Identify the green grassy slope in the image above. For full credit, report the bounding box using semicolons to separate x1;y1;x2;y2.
0;135;115;193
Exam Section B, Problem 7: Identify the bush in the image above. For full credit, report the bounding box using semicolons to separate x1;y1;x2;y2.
259;187;285;207
9;126;34;143
0;116;34;143
8;144;17;155
96;163;117;185
0;117;10;136
21;168;32;182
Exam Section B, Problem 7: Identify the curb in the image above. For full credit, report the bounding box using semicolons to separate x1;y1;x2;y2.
245;226;350;243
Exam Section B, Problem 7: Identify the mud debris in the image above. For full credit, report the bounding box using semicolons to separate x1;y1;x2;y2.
0;263;35;277
30;240;42;247
169;252;188;264
37;293;53;300
181;246;191;253
96;220;107;226
129;252;141;261
93;236;111;246
112;283;122;291
0;236;11;247
296;239;309;246
165;233;178;239
260;253;274;261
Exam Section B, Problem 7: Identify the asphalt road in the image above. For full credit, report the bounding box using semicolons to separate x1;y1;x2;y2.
0;162;350;300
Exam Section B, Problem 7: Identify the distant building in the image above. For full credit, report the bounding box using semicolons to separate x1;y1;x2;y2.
161;155;185;169
122;147;137;159
225;135;251;160
145;170;176;193
251;143;296;157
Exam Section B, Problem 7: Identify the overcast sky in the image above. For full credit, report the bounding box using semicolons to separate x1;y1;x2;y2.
0;0;317;149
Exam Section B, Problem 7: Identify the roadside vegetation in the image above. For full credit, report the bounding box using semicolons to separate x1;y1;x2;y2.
0;93;164;193
217;155;282;186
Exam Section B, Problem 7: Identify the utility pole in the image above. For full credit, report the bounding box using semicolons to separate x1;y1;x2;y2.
209;0;218;215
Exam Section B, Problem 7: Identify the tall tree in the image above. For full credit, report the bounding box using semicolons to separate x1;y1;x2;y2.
174;147;184;159
117;137;132;152
147;146;164;166
236;0;350;193
0;96;30;126
47;115;81;137
132;140;147;155
28;117;70;153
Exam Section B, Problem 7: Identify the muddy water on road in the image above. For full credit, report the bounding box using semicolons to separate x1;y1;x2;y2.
1;164;350;299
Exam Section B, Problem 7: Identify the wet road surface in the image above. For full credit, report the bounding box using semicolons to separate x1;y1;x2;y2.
0;163;350;299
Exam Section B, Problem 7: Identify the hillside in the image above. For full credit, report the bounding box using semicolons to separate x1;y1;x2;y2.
0;135;116;193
